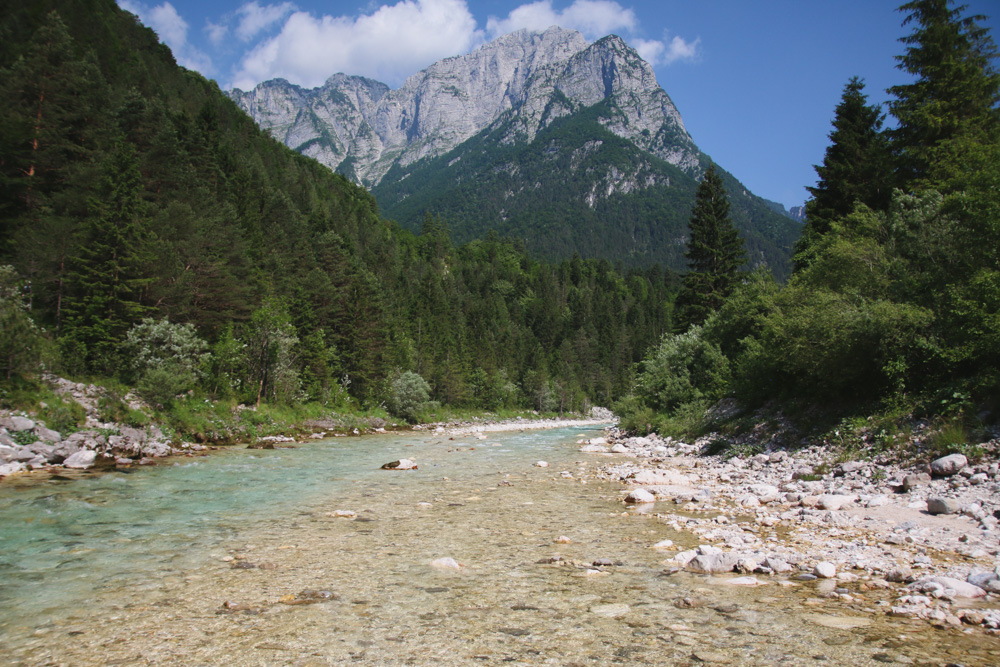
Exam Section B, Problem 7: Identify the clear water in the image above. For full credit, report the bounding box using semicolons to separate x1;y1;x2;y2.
1;426;998;665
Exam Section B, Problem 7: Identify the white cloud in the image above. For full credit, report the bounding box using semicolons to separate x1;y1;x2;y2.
230;0;483;90
118;1;214;73
633;34;699;66
486;0;636;40
662;34;699;64
205;20;229;46
235;1;296;42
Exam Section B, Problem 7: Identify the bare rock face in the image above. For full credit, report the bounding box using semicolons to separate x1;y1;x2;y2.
229;27;698;187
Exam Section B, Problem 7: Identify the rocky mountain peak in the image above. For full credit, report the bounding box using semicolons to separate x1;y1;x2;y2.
229;26;699;186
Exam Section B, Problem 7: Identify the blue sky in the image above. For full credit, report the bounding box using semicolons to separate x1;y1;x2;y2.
117;0;1000;210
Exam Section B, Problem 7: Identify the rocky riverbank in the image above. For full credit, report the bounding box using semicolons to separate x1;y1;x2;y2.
0;375;615;479
582;427;1000;632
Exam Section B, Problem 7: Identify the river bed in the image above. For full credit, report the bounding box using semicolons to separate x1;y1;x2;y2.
1;425;998;665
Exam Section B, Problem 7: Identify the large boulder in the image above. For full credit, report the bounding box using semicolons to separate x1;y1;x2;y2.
0;461;26;477
5;416;35;432
34;426;62;443
624;488;656;504
909;576;985;599
930;453;967;477
64;450;98;469
926;497;962;515
686;552;740;574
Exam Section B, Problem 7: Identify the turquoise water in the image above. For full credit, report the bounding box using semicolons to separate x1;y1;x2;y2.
2;426;999;666
0;427;593;630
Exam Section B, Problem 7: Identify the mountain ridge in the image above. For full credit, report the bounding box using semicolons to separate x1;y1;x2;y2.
229;26;798;275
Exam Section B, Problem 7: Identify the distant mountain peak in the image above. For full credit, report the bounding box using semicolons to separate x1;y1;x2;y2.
229;26;696;187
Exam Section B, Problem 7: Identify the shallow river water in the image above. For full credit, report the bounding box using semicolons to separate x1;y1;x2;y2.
1;426;998;666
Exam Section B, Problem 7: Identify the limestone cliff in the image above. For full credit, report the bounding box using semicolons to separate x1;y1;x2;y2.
228;27;698;188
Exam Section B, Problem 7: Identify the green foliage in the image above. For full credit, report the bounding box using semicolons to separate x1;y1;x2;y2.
387;371;432;422
0;265;44;380
674;166;746;330
888;0;1000;190
373;101;799;279
636;326;729;413
797;77;893;267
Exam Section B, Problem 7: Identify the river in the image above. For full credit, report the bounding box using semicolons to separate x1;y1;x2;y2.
1;425;997;665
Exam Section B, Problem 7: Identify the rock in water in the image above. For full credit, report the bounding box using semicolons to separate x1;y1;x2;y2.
430;557;462;571
814;562;837;579
63;450;97;469
381;458;417;470
624;488;656;504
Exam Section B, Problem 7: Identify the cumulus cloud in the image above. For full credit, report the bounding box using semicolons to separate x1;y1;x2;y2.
486;0;637;40
230;0;483;90
235;1;296;42
634;33;699;65
205;20;229;46
119;1;214;73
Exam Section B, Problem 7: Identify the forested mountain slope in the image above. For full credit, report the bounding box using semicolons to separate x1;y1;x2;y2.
230;27;800;277
0;0;675;411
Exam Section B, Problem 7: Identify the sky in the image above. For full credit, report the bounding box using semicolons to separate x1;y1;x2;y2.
116;0;1000;210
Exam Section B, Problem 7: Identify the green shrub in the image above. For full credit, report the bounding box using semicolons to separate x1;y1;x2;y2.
637;325;729;413
388;371;432;422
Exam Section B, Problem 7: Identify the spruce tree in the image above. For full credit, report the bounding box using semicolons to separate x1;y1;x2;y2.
62;137;154;373
674;166;746;331
795;77;893;269
888;0;1000;190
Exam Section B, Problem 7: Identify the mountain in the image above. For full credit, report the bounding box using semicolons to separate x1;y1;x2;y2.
230;27;800;276
0;0;675;410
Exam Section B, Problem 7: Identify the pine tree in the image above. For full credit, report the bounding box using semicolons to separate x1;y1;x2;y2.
888;0;1000;190
674;167;746;331
62;137;154;373
795;77;893;269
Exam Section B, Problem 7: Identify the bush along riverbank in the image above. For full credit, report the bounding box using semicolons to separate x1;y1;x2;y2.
0;375;615;478
583;425;1000;633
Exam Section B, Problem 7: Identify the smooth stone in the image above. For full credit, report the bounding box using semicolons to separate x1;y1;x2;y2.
817;494;853;511
926;496;961;515
909;576;985;598
590;603;629;618
63;450;97;469
720;576;760;586
610;444;629;453
430;557;463;571
902;472;931;491
686;553;739;574
747;484;780;502
804;614;872;629
0;461;26;476
8;416;35;432
624;488;656;504
651;539;674;549
632;470;691;486
814;562;837;579
930;453;967;477
534;461;549;468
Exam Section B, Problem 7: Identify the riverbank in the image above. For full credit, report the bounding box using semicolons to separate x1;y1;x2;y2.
583;427;1000;632
0;373;614;479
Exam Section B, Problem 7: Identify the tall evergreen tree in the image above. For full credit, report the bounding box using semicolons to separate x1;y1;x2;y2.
674;166;746;331
888;0;1000;190
795;77;894;269
62;137;154;373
